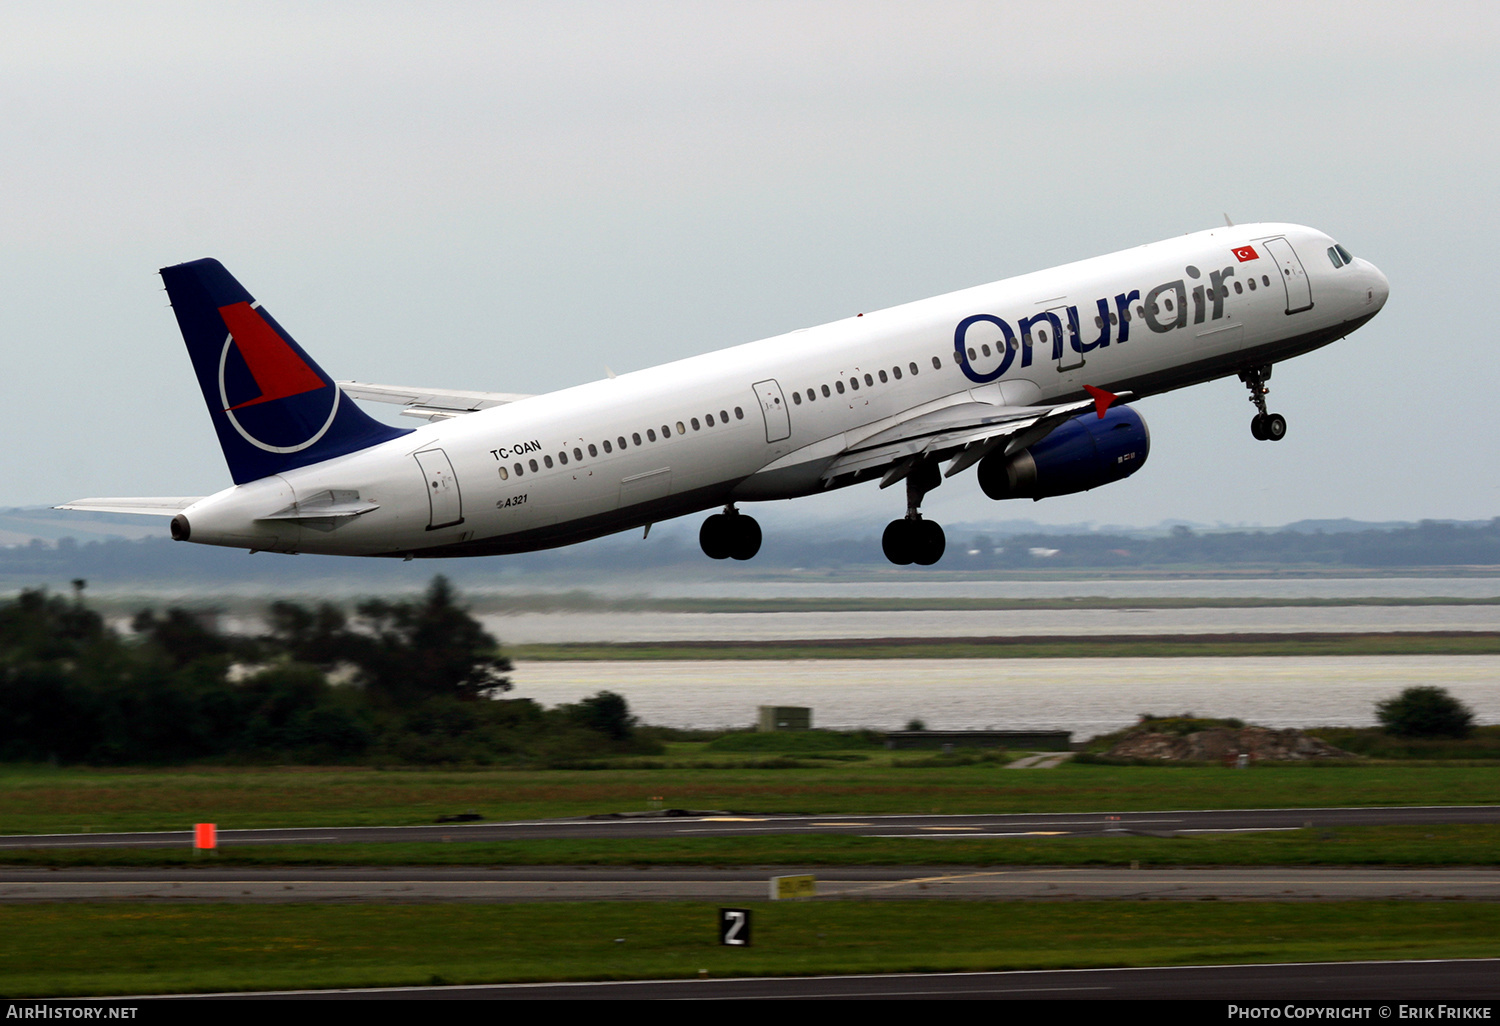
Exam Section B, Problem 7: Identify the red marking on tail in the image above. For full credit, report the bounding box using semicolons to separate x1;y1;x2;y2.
218;302;326;410
1083;384;1118;419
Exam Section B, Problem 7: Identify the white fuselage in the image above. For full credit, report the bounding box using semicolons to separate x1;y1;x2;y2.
179;224;1389;557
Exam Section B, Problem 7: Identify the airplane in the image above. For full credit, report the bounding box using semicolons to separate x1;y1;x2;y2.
60;223;1389;567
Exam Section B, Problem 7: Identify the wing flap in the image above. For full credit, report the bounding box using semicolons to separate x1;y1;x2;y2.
339;381;532;421
821;391;1130;485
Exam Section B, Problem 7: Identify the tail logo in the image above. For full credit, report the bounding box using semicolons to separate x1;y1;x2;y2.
215;302;341;453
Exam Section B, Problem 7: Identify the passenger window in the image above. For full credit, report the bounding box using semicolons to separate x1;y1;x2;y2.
849;377;859;391
676;421;686;435
529;459;538;473
864;373;873;386
892;366;902;379
1095;316;1103;329
544;455;553;468
821;385;830;397
691;418;700;430
632;432;641;446
792;392;801;405
1262;275;1271;286
1234;281;1243;294
967;347;977;360
1248;278;1256;291
647;429;656;442
835;380;845;394
720;410;729;422
807;389;816;401
558;451;567;465
931;357;941;369
515;463;524;476
498;466;509;480
574;447;583;461
878;369;888;383
588;444;598;457
660;425;670;438
618;436;627;449
706;414;715;426
734;407;743;419
910;362;919;375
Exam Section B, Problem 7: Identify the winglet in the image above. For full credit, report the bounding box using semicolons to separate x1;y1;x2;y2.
1083;384;1118;419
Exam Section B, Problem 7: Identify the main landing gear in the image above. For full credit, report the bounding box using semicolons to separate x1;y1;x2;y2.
699;506;762;560
882;456;946;566
1239;365;1287;442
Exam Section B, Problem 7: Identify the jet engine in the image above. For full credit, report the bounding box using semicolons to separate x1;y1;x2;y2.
977;405;1149;500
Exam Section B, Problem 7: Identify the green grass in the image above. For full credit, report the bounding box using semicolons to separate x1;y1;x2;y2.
5;901;1500;997
509;632;1500;660
4;761;1499;836
3;824;1498;869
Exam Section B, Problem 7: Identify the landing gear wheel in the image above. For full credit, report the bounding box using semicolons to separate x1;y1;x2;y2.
1250;414;1267;440
728;515;762;560
699;514;732;559
912;519;946;566
882;519;915;565
1263;412;1287;441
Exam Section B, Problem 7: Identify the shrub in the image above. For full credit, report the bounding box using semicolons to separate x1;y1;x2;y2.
1375;686;1475;739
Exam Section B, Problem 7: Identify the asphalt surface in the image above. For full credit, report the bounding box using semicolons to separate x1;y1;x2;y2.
4;804;1498;849
190;960;1500;1000
3;866;1500;903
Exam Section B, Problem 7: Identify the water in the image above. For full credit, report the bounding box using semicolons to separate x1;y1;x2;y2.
509;656;1500;739
645;577;1500;600
482;605;1500;644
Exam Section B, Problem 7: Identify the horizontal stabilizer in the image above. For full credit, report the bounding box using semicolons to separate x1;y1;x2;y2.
55;497;203;516
339;381;532;421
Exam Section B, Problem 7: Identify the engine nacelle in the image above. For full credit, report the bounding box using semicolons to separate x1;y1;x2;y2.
977;405;1150;500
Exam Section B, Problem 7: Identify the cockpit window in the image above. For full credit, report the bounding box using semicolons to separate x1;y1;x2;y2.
1327;246;1344;269
1335;244;1354;264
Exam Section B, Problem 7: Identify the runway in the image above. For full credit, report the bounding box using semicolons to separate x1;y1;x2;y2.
220;960;1500;1000
4;866;1500;903
4;804;1499;849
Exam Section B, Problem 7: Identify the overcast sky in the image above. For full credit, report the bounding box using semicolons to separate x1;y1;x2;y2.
4;1;1497;534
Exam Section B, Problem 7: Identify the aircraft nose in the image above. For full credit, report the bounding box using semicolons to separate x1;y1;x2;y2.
1364;261;1390;311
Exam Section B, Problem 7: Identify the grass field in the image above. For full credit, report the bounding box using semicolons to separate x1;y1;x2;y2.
6;901;1500;997
3;759;1498;837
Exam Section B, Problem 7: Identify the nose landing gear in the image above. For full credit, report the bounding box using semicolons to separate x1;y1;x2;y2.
881;456;946;566
1240;366;1287;441
699;506;762;560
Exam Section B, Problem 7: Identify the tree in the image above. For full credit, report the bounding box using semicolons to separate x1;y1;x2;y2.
1375;686;1475;738
349;576;512;704
566;691;636;741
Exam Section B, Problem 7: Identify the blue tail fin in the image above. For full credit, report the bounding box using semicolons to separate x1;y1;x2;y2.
160;259;410;485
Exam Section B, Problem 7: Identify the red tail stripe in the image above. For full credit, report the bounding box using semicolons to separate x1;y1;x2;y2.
218;302;326;410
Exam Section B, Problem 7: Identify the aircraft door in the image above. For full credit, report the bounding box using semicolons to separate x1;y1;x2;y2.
414;448;464;530
1262;237;1314;315
1049;302;1085;373
752;379;791;443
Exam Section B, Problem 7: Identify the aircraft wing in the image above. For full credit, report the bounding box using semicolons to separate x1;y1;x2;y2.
54;497;204;515
822;388;1129;488
338;381;533;421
